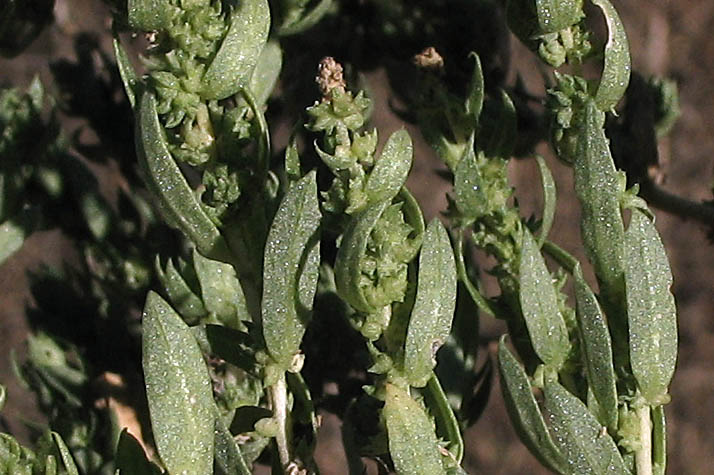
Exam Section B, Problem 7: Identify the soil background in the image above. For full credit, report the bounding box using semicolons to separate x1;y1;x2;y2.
1;1;713;473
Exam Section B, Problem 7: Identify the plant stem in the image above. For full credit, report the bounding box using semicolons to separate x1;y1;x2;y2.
640;180;714;229
635;405;653;475
269;376;291;469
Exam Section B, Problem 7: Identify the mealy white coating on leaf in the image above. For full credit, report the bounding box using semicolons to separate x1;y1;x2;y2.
383;384;446;475
142;291;214;475
625;209;677;405
519;228;570;369
404;219;457;387
592;0;631;111
544;380;629;474
365;129;413;205
262;172;321;369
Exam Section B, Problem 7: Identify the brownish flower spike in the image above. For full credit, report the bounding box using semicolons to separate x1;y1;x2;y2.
413;46;444;72
316;56;346;99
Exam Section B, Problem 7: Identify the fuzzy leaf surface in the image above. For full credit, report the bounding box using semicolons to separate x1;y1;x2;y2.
625;209;677;405
592;0;631;111
404;219;457;387
142;291;215;474
262;171;321;369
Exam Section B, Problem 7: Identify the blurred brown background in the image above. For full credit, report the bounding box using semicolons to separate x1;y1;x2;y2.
1;1;712;473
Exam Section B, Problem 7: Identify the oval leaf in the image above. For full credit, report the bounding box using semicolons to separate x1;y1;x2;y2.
498;340;568;474
365;129;413;205
625;209;677;405
136;92;231;261
142;291;215;474
573;264;618;429
544;380;629;474
201;0;270;100
383;384;446;475
519;228;570;369
592;0;631;111
262;172;321;369
404;219;457;387
454;141;487;219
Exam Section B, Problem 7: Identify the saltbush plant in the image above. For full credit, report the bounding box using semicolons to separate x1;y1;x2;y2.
2;0;707;473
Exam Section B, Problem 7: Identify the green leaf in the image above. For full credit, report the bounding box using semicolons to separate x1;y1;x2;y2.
365;129;413;205
404;219;457;387
51;432;78;475
334;200;390;314
497;340;568;474
192;324;256;373
424;374;463;464
201;0;270;100
127;0;170;31
592;0;631;111
277;0;333;36
453;142;487;219
114;429;162;475
112;31;138;109
214;413;252;475
518;228;570;369
155;256;207;324
0;210;34;266
262;171;321;369
248;40;283;107
624;209;677;405
193;249;250;329
383;383;446;475
573;264;618;429
136;91;231;261
544;380;629;474
142;291;215;474
465;53;484;125
535;155;556;247
574;100;625;302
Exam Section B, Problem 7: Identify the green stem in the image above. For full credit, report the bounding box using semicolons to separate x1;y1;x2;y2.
635;405;653;475
541;239;578;274
454;232;498;318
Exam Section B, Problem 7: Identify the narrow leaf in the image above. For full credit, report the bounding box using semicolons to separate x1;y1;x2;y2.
573;264;618;428
465;53;484;125
51;432;78;475
383;384;446;475
142;291;215;474
277;0;333;36
136;92;231;261
424;374;463;464
262;172;321;369
112;31;138;109
544;380;629;474
625;209;677;405
365;129;413;205
519;228;570;369
592;0;631;111
201;0;270;100
334;200;390;314
497;340;568;474
479;90;517;159
535;155;556;247
404;219;457;387
155;256;206;324
193;249;250;329
574;100;625;302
